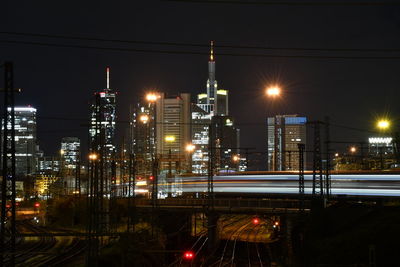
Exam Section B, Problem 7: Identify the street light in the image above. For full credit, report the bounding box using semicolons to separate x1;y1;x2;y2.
266;86;281;98
377;119;390;131
350;146;357;153
146;93;160;102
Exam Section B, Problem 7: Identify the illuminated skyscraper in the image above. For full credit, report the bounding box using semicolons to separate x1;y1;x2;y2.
2;106;37;178
155;93;191;172
89;66;117;161
191;41;239;173
131;98;156;177
267;115;307;171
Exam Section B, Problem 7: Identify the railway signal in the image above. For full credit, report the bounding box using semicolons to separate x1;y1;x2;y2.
252;217;260;225
183;251;194;260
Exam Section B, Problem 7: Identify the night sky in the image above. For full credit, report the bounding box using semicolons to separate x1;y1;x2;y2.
2;1;400;158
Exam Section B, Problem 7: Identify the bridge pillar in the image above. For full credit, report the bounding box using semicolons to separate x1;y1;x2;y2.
207;211;219;252
281;215;294;265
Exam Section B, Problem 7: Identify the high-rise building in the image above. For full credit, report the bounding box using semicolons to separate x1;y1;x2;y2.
191;41;240;173
211;115;240;171
191;104;212;174
60;137;80;171
89;66;116;161
131;98;156;177
200;41;229;116
155;93;191;172
2;106;38;178
267;115;307;171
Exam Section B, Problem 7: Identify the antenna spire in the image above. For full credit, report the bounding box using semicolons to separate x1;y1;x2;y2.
210;40;214;61
106;66;110;89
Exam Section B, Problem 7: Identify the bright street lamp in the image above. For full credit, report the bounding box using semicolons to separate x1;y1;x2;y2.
232;154;240;162
349;146;357;153
266;86;281;98
377;119;390;131
146;93;159;102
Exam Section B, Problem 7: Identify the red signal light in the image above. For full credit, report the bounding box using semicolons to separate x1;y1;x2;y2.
183;251;194;260
252;218;260;225
149;176;154;181
34;202;40;208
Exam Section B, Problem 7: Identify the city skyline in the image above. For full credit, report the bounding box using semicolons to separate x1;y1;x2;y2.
2;2;400;158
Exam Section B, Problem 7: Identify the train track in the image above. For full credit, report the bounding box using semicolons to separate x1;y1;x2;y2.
3;220;86;266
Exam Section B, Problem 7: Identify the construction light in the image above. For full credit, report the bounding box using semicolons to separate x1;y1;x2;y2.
183;251;194;260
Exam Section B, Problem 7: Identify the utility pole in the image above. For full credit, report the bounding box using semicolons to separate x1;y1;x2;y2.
325;116;331;197
0;61;17;266
298;143;305;213
310;121;323;197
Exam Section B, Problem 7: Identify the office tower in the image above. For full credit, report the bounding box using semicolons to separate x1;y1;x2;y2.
131;98;156;177
199;41;229;116
267;115;307;171
60;137;80;171
2;106;37;178
155;93;192;172
89;66;116;161
210;115;240;171
191;104;212;174
191;41;239;173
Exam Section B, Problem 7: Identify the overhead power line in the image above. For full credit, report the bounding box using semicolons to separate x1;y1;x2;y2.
36;115;379;134
162;0;400;6
1;31;400;52
2;39;400;60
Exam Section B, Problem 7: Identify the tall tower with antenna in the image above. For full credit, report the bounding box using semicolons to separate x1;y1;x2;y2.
89;66;117;161
206;41;218;114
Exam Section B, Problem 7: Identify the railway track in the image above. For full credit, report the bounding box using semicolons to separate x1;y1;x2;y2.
3;220;86;267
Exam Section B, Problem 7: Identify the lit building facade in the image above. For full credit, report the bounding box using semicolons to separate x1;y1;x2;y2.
60;137;80;171
37;157;60;174
2;106;38;178
368;137;394;155
267;115;307;171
